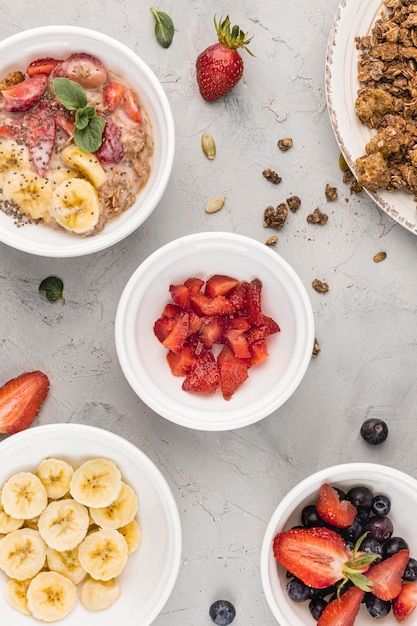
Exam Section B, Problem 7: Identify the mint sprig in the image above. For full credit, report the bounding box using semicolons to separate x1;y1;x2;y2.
52;78;105;153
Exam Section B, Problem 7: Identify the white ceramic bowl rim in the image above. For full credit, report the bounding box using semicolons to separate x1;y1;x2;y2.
260;462;417;626
115;231;315;431
0;25;175;257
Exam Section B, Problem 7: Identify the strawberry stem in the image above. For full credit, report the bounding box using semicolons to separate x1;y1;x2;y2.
214;15;254;55
337;532;380;596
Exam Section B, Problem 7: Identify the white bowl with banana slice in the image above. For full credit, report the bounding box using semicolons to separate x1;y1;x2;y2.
0;423;182;625
0;26;175;257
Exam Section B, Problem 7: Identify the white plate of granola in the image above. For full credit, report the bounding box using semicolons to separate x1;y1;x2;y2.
326;0;417;235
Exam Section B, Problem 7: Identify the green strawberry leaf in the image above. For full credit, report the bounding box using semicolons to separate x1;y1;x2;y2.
150;7;174;48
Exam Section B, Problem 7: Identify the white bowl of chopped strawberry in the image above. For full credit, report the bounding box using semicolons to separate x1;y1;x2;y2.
0;25;174;257
115;231;314;430
261;463;417;625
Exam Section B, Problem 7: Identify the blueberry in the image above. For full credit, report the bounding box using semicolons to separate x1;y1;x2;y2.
347;486;374;509
371;494;391;517
365;515;393;542
404;557;417;581
309;595;328;620
383;536;409;558
360;418;388;445
286;578;315;602
360;536;383;560
209;600;236;625
301;504;324;528
343;514;366;542
365;593;391;618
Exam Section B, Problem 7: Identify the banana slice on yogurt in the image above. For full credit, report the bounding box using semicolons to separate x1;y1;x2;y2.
50;178;100;234
0;137;31;183
2;169;53;220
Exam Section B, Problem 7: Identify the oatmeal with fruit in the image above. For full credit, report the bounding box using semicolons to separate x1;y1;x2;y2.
0;52;153;235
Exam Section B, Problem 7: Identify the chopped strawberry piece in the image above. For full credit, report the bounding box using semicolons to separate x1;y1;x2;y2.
95;116;124;164
162;311;190;354
317;585;365;626
246;278;264;325
122;88;142;124
249;339;269;365
225;316;251;331
200;316;225;348
204;274;240;297
103;81;125;113
52;53;107;89
0;74;48;112
392;582;417;622
26;58;62;77
184;277;204;295
223;326;251;359
182;350;220;394
228;281;249;313
169;283;191;310
316;483;357;529
49;100;75;136
187;332;205;357
218;346;249;400
153;315;176;342
247;314;280;344
166;345;197;376
0;371;50;434
162;303;183;319
188;311;203;335
190;292;235;316
367;549;410;600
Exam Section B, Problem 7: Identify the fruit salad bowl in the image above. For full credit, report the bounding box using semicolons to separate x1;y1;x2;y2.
115;231;315;431
0;25;175;257
0;423;182;625
261;463;417;626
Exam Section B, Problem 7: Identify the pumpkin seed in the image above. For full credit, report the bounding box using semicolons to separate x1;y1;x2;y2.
373;251;387;263
205;196;225;214
201;133;216;160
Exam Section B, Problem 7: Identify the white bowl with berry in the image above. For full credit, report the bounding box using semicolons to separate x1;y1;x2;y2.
0;25;174;257
115;231;315;430
261;463;417;625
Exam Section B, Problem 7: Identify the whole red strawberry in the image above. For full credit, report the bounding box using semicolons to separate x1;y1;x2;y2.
196;15;253;102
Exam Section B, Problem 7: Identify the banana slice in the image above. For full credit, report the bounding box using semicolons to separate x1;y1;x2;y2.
90;482;138;530
23;516;40;531
1;472;48;520
46;546;86;584
70;458;122;508
36;458;74;500
60;144;106;188
50;177;100;234
26;571;77;622
78;528;128;581
0;489;24;534
118;518;142;555
2;169;53;220
0;528;46;580
38;498;89;551
80;576;121;611
0;137;31;183
4;577;32;615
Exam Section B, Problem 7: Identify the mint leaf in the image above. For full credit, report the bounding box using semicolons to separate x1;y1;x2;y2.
150;7;174;48
75;109;90;130
39;276;65;303
74;115;106;152
52;78;87;110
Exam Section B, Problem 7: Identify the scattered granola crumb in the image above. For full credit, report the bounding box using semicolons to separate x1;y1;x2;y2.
343;170;354;184
265;235;278;246
373;251;387;263
350;180;363;194
262;168;281;184
277;138;293;151
312;337;321;357
325;184;338;201
312;279;329;293
263;204;288;229
307;207;328;224
286;195;301;212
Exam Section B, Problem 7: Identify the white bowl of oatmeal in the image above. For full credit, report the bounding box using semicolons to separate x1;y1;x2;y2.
0;26;175;257
115;231;315;431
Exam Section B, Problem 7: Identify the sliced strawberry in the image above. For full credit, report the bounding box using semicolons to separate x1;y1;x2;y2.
0;371;49;434
190;292;235;316
228;281;249;313
367;549;410;600
184;277;204;295
182;350;220;394
247;314;280;344
187;332;205;357
52;53;107;88
226;316;251;331
392;582;417;622
169;283;191;310
95;116;124;164
246;278;264;325
26;57;62;77
204;274;240;297
49;100;75;136
218;346;249;400
162;311;190;354
153;315;176;342
166;345;197;376
122;88;142;124
223;326;251;359
316;483;357;529
103;81;125;113
162;303;183;319
200;316;225;348
317;585;365;626
249;339;269;365
0;74;48;112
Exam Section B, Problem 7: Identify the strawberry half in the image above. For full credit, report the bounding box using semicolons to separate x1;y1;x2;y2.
317;585;365;626
0;371;50;434
273;526;378;590
392;582;417;621
366;548;410;600
196;15;253;102
316;483;357;529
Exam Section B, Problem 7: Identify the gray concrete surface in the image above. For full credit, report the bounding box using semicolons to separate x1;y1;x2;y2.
1;1;417;624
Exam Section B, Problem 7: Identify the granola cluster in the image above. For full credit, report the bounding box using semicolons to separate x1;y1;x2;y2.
355;0;417;200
